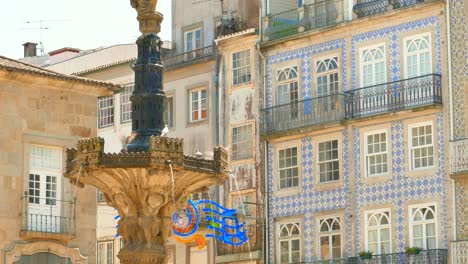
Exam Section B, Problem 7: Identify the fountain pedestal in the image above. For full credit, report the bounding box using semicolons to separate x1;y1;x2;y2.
65;137;227;264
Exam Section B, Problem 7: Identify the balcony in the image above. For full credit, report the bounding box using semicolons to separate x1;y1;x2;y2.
216;224;262;262
261;74;442;136
262;0;343;42
345;74;442;118
20;196;75;243
293;249;447;263
162;45;215;70
451;240;468;264
450;138;468;176
353;0;425;18
261;94;345;136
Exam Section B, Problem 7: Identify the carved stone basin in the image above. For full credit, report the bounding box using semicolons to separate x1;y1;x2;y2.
65;137;228;263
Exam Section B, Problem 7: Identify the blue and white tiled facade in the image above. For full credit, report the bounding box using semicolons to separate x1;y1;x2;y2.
265;16;447;262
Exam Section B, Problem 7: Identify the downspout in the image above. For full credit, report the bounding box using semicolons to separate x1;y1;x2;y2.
445;0;457;242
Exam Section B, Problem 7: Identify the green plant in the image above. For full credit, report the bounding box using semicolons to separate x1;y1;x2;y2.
359;250;373;260
406;247;423;255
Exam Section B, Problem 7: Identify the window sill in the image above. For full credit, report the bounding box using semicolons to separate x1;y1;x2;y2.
361;173;392;185
186;119;208;127
406;166;437;178
274;186;301;197
314;180;343;192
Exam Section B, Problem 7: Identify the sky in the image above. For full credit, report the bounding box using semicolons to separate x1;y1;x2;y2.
0;0;172;59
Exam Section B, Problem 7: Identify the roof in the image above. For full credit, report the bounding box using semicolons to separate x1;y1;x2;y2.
215;28;257;43
0;55;121;91
48;47;80;56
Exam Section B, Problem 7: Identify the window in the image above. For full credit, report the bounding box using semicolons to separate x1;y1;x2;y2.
165;96;174;128
278;147;299;189
410;204;437;249
97;241;113;264
97;189;105;203
184;28;202;52
277;221;301;263
316;57;339;96
319;217;342;260
365;210;391;255
98;96;114;128
405;34;432;78
189;88;207;122
121;84;134;123
276;66;299;118
361;45;386;87
318;140;339;183
232;50;251;85
409;122;434;170
365;131;388;177
231;124;253;160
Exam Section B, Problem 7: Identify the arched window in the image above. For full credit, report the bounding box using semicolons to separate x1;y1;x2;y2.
410;204;437;249
319;217;342;260
278;221;301;263
405;34;432;78
316;57;339;96
365;210;391;254
361;45;386;87
276;66;299;118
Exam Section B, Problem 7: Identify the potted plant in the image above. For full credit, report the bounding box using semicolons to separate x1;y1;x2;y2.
359;250;373;260
406;247;423;255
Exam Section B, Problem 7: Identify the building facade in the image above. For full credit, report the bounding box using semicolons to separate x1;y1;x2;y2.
259;0;455;262
0;56;118;264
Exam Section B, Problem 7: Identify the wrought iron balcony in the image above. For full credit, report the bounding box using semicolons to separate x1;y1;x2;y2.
20;196;75;242
261;94;345;135
451;240;468;264
450;138;468;176
293;249;447;263
353;0;425;18
263;0;343;42
216;224;262;257
345;74;442;119
162;45;215;70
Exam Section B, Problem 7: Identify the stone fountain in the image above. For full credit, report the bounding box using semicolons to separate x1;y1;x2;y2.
64;1;228;263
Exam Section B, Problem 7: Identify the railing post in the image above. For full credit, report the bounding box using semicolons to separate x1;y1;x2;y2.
298;6;305;32
262;16;270;41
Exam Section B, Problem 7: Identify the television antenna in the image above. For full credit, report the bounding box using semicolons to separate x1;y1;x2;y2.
22;20;71;55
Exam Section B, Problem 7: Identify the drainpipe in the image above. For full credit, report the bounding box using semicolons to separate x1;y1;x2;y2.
445;0;456;242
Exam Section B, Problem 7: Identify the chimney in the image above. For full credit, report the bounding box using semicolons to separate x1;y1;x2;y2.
23;42;38;57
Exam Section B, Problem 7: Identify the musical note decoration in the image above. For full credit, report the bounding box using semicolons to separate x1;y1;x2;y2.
171;199;248;249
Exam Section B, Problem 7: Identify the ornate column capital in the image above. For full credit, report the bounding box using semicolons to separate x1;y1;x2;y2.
130;0;164;34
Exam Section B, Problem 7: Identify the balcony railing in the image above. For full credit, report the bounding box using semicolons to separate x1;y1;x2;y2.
450;139;468;175
162;45;215;70
261;74;442;136
21;196;75;235
294;249;447;263
451;240;468;264
216;224;262;256
353;0;425;18
263;0;343;42
345;74;442;118
261;94;345;135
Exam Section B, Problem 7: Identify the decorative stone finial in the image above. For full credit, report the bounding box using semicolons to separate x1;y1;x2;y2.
130;0;163;34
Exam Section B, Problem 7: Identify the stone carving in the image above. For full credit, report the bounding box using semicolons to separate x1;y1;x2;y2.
129;0;163;34
130;0;158;15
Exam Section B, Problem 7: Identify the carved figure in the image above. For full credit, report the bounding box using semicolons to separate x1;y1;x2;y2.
130;0;158;14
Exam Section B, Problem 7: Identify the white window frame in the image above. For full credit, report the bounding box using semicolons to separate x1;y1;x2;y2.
360;43;387;87
97;189;105;203
318;216;342;260
404;32;432;79
317;139;340;183
97;240;114;264
232;49;251;86
277;146;299;190
120;84;134;123
408;121;434;171
276;66;299;104
98;96;114;128
184;28;202;52
189;87;207;122
364;130;389;177
165;95;174;128
277;220;302;263
409;203;438;249
315;56;340;97
231;124;253;161
365;208;392;255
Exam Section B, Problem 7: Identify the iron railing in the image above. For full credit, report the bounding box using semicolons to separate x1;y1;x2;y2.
450;138;468;175
261;94;346;135
261;74;441;136
263;0;343;42
22;196;75;234
353;0;425;18
345;74;442;118
162;45;214;70
293;249;447;264
216;224;262;256
451;240;468;264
